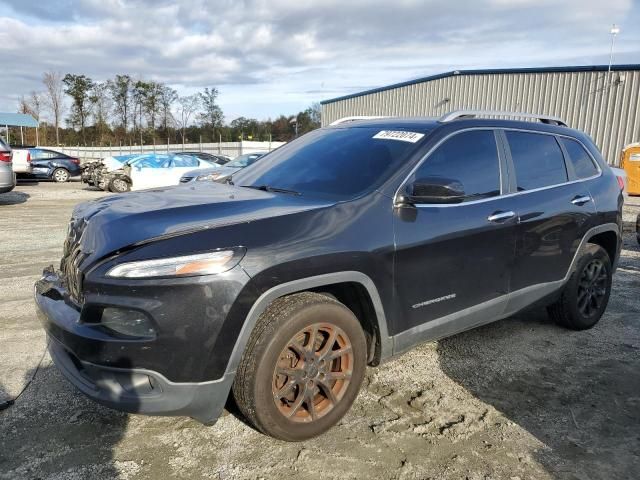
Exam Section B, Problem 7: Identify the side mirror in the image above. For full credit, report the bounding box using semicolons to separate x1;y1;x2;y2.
400;176;466;205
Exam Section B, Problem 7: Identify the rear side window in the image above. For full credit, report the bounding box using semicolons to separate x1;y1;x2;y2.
560;138;598;179
171;155;199;168
506;131;567;191
412;130;501;201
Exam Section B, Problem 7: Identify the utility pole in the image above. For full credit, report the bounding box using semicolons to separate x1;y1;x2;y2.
608;24;620;76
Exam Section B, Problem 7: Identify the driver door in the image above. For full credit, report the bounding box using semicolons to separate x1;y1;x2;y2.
392;129;517;346
130;154;173;190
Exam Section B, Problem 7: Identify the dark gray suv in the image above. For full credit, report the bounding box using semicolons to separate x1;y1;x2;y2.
36;110;623;441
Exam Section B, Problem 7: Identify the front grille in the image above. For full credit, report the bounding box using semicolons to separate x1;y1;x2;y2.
60;218;88;304
180;176;193;183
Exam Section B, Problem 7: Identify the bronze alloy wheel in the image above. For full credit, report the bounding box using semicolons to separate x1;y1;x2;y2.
272;323;353;423
233;292;367;440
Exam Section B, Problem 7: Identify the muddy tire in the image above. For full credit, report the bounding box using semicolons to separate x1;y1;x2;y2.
547;244;612;330
232;292;367;441
109;177;131;193
52;168;70;183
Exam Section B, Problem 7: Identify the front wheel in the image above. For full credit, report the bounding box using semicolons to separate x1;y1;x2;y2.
109;177;131;193
52;168;70;183
232;292;367;441
547;244;612;330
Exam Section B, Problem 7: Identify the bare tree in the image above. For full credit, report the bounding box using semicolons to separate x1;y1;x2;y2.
174;94;201;144
42;71;64;145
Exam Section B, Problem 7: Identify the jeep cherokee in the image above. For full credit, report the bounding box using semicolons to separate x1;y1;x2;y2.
35;110;623;441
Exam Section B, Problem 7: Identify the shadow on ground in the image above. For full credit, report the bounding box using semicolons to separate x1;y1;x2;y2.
0;362;131;479
0;191;29;205
438;259;640;479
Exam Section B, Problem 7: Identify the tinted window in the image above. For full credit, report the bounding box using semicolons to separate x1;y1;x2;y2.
233;127;430;200
411;130;501;202
560;138;598;179
506;131;567;190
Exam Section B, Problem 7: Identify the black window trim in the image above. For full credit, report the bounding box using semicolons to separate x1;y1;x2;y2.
394;126;602;208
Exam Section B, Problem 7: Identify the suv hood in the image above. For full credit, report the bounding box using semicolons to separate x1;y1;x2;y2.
72;182;332;261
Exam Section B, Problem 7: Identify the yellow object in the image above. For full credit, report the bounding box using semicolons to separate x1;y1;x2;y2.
621;143;640;195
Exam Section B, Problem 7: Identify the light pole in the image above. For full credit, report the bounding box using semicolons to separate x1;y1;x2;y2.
290;117;298;137
608;24;620;75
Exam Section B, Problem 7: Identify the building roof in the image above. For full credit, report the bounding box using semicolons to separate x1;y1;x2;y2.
0;113;39;128
320;64;640;105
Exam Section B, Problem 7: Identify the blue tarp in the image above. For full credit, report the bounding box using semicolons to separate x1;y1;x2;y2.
0;113;39;128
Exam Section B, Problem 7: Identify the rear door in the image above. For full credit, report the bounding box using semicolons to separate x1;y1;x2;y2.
503;130;597;298
392;129;517;341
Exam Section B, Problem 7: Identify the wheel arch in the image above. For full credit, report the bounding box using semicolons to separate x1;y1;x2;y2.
224;271;393;378
575;223;621;274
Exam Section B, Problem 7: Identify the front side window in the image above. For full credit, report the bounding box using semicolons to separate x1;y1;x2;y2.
560;138;598;179
506;131;567;191
171;155;199;168
409;129;501;202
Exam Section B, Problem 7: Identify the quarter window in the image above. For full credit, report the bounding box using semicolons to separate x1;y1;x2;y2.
560;138;598;179
411;130;501;202
506;131;568;191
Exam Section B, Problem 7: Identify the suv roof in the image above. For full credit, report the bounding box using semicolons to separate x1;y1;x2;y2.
327;114;587;140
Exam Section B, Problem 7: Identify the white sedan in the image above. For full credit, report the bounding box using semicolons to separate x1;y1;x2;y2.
107;153;218;192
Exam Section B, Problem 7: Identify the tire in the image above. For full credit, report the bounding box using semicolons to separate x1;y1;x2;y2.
232;292;367;441
52;168;70;183
109;177;131;193
547;244;612;330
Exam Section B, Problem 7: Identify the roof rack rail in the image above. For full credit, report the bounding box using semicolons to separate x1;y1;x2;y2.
329;115;389;126
439;110;568;127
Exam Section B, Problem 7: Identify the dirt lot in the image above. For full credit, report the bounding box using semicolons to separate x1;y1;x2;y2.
1;181;639;480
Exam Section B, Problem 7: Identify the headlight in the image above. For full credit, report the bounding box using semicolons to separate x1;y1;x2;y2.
106;249;245;279
196;173;221;181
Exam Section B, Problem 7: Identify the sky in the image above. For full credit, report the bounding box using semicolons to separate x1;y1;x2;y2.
0;0;639;122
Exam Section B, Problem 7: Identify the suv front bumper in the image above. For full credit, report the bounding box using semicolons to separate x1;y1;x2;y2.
34;267;245;424
46;336;233;424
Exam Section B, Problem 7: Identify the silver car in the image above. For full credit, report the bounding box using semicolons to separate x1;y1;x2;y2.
179;152;266;184
0;137;16;194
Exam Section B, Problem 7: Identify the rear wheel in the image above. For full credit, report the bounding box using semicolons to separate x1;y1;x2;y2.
52;168;70;183
547;244;612;330
109;177;131;193
232;292;367;441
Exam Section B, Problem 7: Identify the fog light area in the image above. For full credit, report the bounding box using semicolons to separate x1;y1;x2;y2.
100;308;156;339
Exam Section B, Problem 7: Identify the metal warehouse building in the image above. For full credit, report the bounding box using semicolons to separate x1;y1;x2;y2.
320;65;640;165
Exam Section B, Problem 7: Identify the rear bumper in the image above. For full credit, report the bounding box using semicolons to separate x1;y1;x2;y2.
0;168;16;193
46;336;232;424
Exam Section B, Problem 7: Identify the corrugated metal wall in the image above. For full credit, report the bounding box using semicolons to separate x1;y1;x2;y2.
321;70;640;165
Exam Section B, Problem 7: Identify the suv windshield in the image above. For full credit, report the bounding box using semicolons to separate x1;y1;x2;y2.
232;127;429;200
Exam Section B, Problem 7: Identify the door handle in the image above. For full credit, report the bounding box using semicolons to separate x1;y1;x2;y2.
487;211;516;223
571;195;592;206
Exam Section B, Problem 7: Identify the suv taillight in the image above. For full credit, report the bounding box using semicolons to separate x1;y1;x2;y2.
616;176;625;191
0;151;12;163
27;152;31;163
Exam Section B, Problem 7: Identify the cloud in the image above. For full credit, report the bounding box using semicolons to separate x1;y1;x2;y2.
0;0;638;120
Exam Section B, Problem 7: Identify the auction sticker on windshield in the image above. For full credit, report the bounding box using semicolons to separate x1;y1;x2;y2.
373;130;425;143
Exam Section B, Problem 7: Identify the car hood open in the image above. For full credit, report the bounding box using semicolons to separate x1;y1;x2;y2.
70;182;332;262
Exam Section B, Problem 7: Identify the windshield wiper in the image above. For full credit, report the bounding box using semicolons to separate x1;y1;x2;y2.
240;185;301;196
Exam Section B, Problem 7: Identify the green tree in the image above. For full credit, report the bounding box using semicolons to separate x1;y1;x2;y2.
199;87;224;141
108;74;132;133
159;85;178;134
63;74;94;143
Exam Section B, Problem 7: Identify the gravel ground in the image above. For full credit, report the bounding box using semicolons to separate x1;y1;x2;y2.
1;181;639;480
